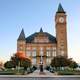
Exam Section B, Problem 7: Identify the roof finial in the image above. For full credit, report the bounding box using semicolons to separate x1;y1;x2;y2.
57;3;65;13
40;27;43;33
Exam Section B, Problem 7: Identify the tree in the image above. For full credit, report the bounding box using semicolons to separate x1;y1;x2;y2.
50;56;72;70
21;58;32;70
11;52;26;68
69;61;78;70
11;54;20;67
4;52;32;71
10;52;32;70
4;61;15;69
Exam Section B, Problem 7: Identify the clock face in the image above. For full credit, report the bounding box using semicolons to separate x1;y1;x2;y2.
59;17;64;23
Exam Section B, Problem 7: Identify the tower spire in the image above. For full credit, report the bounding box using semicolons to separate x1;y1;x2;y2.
18;28;25;40
40;27;43;33
57;3;65;13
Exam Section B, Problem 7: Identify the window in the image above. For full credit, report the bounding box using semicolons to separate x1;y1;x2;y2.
26;51;31;57
52;51;56;57
40;47;43;56
52;47;56;57
32;58;36;64
32;51;36;57
46;51;51;57
32;48;36;57
34;37;49;43
46;48;51;57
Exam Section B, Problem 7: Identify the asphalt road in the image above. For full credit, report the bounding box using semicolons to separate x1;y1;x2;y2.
0;77;80;80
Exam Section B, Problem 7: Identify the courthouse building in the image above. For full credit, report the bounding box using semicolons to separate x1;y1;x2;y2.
17;4;68;67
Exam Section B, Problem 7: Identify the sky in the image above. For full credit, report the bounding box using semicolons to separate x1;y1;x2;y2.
0;0;80;63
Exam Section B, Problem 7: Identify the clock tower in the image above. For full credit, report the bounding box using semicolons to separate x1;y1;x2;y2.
55;4;67;57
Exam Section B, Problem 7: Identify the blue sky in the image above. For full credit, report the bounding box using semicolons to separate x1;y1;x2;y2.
0;0;80;63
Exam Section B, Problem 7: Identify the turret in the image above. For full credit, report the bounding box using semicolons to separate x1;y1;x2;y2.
17;29;26;54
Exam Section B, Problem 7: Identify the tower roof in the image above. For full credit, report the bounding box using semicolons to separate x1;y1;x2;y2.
57;3;65;13
40;28;43;33
18;29;25;40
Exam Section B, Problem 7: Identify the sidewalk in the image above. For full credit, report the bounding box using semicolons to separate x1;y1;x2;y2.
26;70;54;77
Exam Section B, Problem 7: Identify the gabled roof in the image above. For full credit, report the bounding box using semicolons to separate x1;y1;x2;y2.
26;32;56;43
57;3;65;13
18;29;25;40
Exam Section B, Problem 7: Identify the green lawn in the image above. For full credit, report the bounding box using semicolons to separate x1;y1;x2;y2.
0;69;25;75
57;70;80;75
0;68;34;75
0;70;15;75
